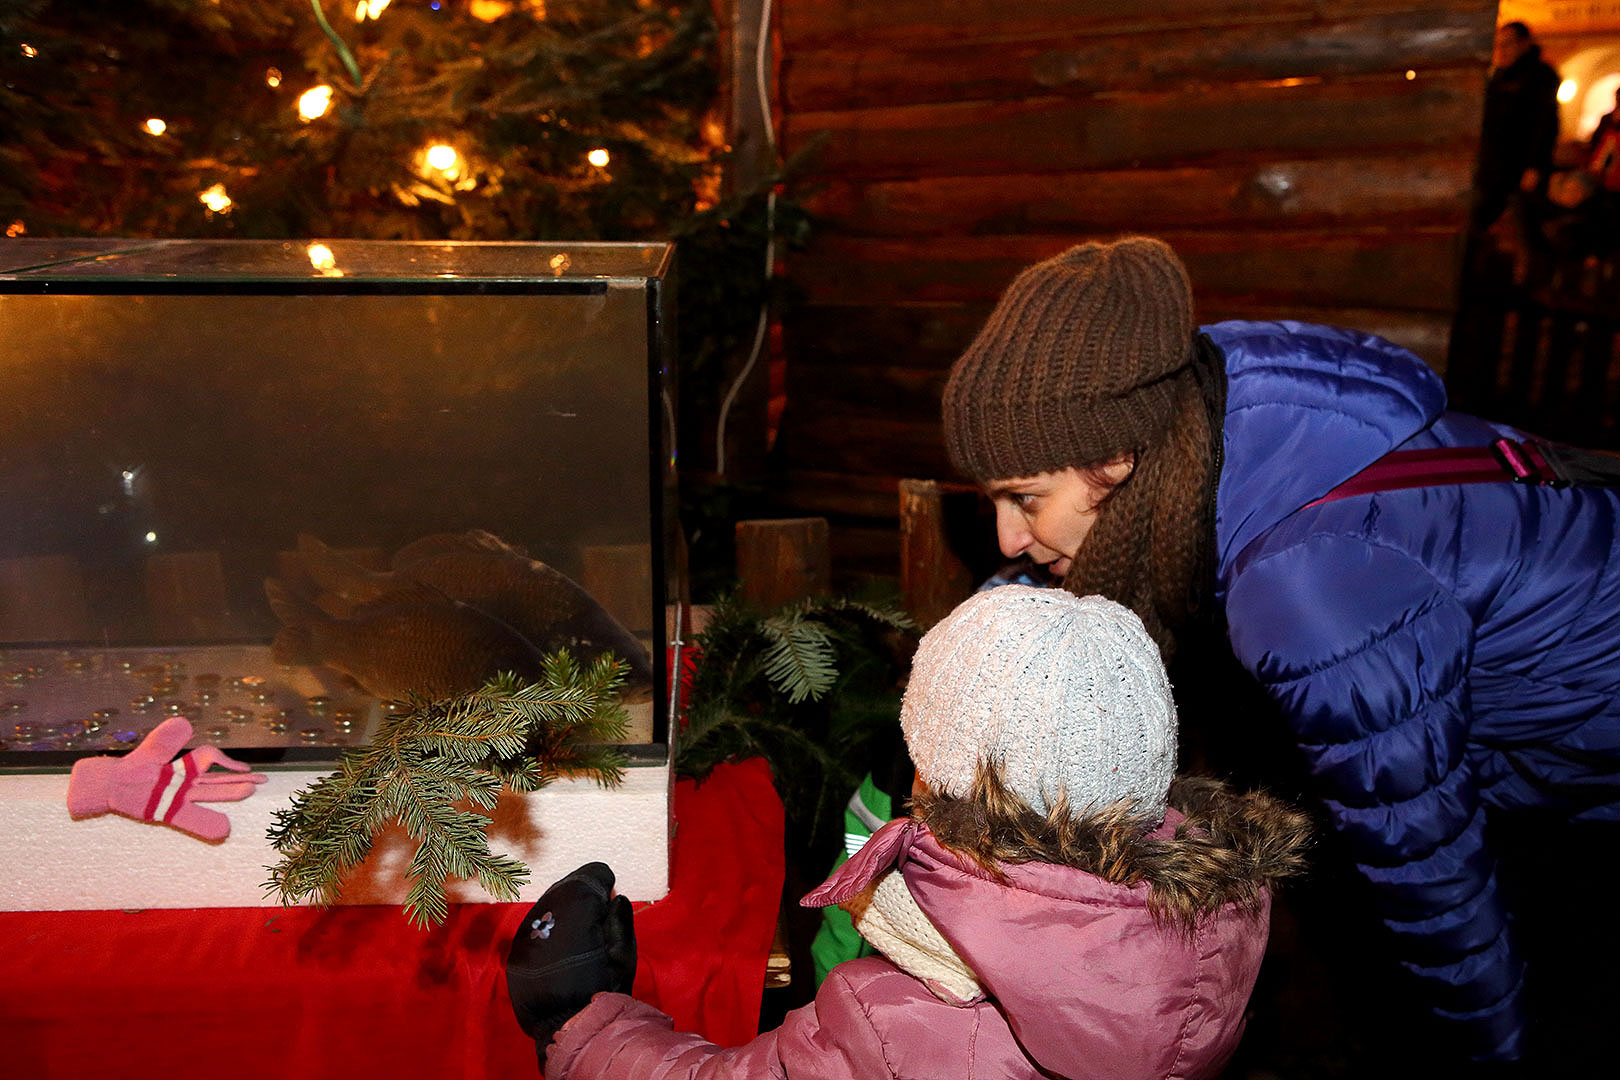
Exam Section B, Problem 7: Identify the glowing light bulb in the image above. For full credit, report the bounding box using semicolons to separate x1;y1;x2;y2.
266;67;283;88
426;144;458;172
307;244;337;272
19;43;37;59
198;184;233;214
143;118;167;136
144;532;158;545
1405;70;1416;81
354;0;391;20
1558;79;1579;104
298;85;334;122
4;221;24;238
469;0;513;21
587;148;610;167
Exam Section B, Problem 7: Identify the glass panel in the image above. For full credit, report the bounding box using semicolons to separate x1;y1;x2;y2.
0;241;674;765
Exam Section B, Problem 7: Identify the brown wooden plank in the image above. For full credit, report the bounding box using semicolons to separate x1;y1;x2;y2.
734;517;831;608
804;152;1474;237
775;413;956;480
783;69;1485;180
784;301;1452;373
784;10;1491;112
780;0;1494;50
787;229;1465;311
785;363;948;421
774;469;902;520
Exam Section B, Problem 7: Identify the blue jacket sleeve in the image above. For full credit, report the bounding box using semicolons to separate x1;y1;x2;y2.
1225;532;1526;1060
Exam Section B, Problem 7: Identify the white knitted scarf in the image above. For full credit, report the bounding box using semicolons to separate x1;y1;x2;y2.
845;868;982;1005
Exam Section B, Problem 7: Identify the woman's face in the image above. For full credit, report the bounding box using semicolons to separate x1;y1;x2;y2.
985;458;1133;578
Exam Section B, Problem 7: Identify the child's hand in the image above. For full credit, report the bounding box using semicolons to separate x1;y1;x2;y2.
505;862;637;1063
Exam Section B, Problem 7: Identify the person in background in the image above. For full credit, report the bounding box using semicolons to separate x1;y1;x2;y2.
940;235;1620;1071
1474;21;1562;238
505;585;1309;1080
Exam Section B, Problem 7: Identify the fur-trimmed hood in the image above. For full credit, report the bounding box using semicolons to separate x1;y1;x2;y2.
802;774;1310;1080
915;771;1311;932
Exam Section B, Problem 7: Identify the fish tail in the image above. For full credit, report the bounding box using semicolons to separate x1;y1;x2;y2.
297;533;373;596
264;577;320;627
270;624;317;668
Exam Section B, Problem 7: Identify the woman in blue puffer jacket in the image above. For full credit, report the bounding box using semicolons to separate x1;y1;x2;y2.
940;236;1620;1069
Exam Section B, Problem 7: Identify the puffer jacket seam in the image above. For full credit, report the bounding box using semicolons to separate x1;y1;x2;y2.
1241;534;1463;687
1318;754;1472;818
1226;399;1393;434
1164;917;1208;1080
1293;678;1464;751
840;969;902;1080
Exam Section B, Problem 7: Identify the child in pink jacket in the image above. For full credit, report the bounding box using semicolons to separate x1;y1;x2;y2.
507;586;1310;1080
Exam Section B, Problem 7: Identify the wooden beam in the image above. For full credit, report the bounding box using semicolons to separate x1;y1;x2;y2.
783;9;1491;111
899;479;976;629
803;152;1475;237
783;69;1485;181
734;517;830;608
787;228;1467;311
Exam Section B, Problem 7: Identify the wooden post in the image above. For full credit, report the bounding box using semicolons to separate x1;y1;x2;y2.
899;479;976;630
734;517;829;609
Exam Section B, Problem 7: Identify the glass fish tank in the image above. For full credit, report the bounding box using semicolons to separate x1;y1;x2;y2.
0;238;679;767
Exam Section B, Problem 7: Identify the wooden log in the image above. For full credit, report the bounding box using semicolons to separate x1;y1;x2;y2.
783;10;1491;111
803;152;1475;238
734;518;831;609
776;414;956;480
0;555;90;643
775;470;904;520
785;363;948;422
787;228;1466;311
784;300;1454;373
780;0;1495;50
782;69;1484;180
899;479;976;630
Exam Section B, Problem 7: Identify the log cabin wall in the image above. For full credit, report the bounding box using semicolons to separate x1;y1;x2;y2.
766;0;1500;580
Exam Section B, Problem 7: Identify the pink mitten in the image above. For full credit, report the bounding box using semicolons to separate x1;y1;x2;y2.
67;717;267;841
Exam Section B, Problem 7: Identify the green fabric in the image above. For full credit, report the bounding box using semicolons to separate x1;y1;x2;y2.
810;773;893;986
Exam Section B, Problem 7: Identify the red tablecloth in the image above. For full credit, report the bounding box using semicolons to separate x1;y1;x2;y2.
0;757;783;1080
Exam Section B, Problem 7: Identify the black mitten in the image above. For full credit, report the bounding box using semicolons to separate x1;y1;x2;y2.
506;862;638;1064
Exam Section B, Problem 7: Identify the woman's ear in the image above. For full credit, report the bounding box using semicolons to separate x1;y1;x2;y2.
1099;453;1136;486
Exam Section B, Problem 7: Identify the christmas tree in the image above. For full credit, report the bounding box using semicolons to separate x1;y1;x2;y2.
0;0;798;473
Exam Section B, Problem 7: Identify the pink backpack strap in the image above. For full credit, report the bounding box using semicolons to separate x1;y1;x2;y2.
1305;438;1568;509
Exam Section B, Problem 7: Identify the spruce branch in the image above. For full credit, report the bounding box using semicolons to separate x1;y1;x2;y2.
264;653;629;928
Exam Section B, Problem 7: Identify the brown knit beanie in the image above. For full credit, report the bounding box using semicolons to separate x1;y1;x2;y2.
943;237;1196;482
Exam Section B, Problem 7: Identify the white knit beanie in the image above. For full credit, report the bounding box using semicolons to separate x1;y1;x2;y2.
900;586;1178;820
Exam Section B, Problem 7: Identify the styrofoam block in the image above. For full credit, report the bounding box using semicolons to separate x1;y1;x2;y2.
0;761;670;911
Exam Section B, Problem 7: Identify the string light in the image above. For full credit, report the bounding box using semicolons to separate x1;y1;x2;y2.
468;0;513;20
1405;70;1416;81
198;184;233;214
19;44;37;58
298;85;334;122
266;67;283;88
425;144;459;173
353;0;391;19
143;118;167;136
587;148;610;167
306;243;342;276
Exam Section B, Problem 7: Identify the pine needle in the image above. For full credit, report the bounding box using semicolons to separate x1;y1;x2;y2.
264;652;629;927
